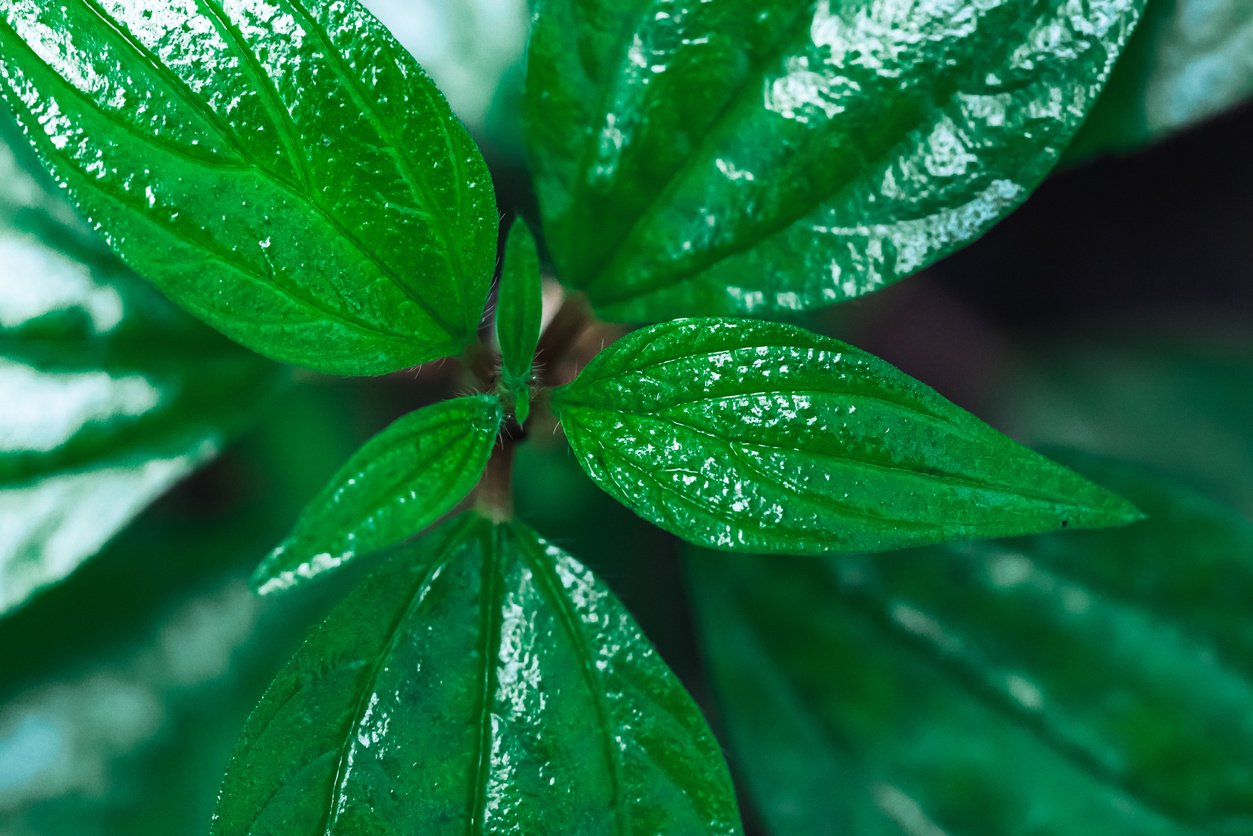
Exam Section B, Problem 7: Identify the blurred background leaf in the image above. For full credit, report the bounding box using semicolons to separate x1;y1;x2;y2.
1066;0;1253;160
690;453;1253;835
0;108;284;617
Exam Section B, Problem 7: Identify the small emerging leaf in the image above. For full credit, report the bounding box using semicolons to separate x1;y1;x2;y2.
217;514;742;834
253;395;502;595
0;0;497;374
495;218;543;424
553;318;1140;554
690;454;1253;834
526;0;1145;321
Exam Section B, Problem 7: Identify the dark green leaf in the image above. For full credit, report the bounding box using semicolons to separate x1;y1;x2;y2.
525;0;1145;321
553;318;1140;555
0;0;497;375
1067;0;1253;159
495;219;543;424
998;325;1253;518
216;513;742;834
0;107;281;617
690;454;1253;835
253;395;502;595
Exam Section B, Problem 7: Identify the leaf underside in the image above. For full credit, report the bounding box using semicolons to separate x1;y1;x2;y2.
253;394;504;595
554;318;1140;555
526;0;1146;322
215;513;742;835
690;454;1253;835
0;0;497;374
0;105;279;617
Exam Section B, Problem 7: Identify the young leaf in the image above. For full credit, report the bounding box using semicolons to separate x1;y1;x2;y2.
552;318;1140;554
689;455;1253;834
526;0;1145;322
216;514;743;834
0;0;497;375
253;395;503;595
494;218;543;424
1066;0;1253;159
0;108;281;618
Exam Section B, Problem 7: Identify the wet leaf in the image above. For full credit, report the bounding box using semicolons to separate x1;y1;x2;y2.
216;513;742;835
0;108;281;618
252;395;503;596
495;219;543;424
526;0;1145;322
553;318;1139;555
689;454;1253;835
0;0;497;375
1067;0;1253;159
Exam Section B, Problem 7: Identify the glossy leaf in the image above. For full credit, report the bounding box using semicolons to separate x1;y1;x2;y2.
216;513;742;834
0;0;497;375
0;107;280;617
1067;0;1253;159
553;318;1139;554
690;455;1253;835
253;395;503;595
495;219;543;424
526;0;1145;321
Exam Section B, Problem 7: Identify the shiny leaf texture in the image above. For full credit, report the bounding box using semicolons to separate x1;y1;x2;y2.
495;219;543;424
253;395;503;595
0;0;497;374
690;454;1253;835
553;318;1139;554
216;513;742;835
525;0;1145;321
1067;0;1253;158
0;107;280;617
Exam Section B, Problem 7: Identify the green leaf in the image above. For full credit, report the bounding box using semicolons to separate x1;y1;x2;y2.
495;219;543;424
998;324;1253;518
253;395;503;595
0;107;281;618
689;454;1253;834
0;0;497;375
552;318;1140;554
525;0;1146;322
216;513;742;834
1066;0;1253;159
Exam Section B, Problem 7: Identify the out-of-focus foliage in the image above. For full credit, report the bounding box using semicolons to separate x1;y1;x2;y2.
1067;0;1253;159
691;453;1253;835
0;108;281;617
998;326;1253;517
362;0;529;158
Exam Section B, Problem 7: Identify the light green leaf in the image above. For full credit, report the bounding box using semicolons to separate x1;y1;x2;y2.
495;219;543;425
252;395;503;595
690;454;1253;834
0;107;281;618
525;0;1146;322
216;513;742;834
1067;0;1253;159
553;318;1140;554
0;0;497;375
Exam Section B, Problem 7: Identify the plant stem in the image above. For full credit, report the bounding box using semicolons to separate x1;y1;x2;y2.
476;417;521;522
536;292;593;385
